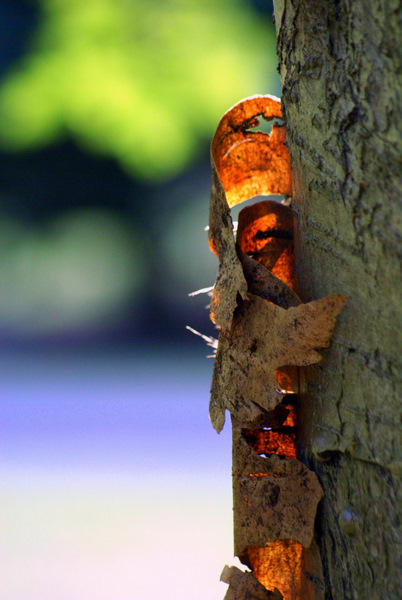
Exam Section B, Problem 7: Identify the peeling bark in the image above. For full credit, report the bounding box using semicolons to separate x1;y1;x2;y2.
221;565;283;599
208;96;346;599
273;1;401;598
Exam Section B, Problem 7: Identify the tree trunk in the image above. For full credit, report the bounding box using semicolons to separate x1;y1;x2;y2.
273;1;401;598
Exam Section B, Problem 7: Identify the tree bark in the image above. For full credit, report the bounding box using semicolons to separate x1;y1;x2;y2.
273;1;401;598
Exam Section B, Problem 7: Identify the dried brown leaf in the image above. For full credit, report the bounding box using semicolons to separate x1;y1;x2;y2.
209;293;345;432
232;428;324;557
221;565;283;600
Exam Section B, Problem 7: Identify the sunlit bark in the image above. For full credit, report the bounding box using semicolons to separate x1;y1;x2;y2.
273;1;401;598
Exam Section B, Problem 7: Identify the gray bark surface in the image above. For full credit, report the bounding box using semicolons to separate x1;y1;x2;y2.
273;1;401;598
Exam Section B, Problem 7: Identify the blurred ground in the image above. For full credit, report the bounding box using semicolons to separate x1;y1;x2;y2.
0;2;279;598
1;345;236;600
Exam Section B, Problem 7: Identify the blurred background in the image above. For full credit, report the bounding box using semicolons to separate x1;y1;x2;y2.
0;1;280;598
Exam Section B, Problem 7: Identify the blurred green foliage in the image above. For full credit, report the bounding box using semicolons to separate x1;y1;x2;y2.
0;208;145;336
0;0;277;180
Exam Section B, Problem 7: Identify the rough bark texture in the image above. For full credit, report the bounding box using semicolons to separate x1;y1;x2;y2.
273;1;401;598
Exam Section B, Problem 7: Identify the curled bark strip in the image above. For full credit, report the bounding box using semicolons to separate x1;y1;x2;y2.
242;427;298;460
211;95;292;207
238;251;301;309
247;543;303;600
221;565;283;600
232;428;324;557
237;201;296;290
246;541;325;600
209;95;292;328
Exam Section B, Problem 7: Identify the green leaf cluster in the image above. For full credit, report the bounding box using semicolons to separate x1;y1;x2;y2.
0;0;277;180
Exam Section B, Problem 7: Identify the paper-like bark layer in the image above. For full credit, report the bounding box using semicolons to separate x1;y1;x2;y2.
233;428;324;557
207;95;346;598
210;292;346;432
247;541;325;600
208;95;292;328
221;565;283;600
209;157;248;327
237;201;296;290
242;427;297;460
211;95;291;207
